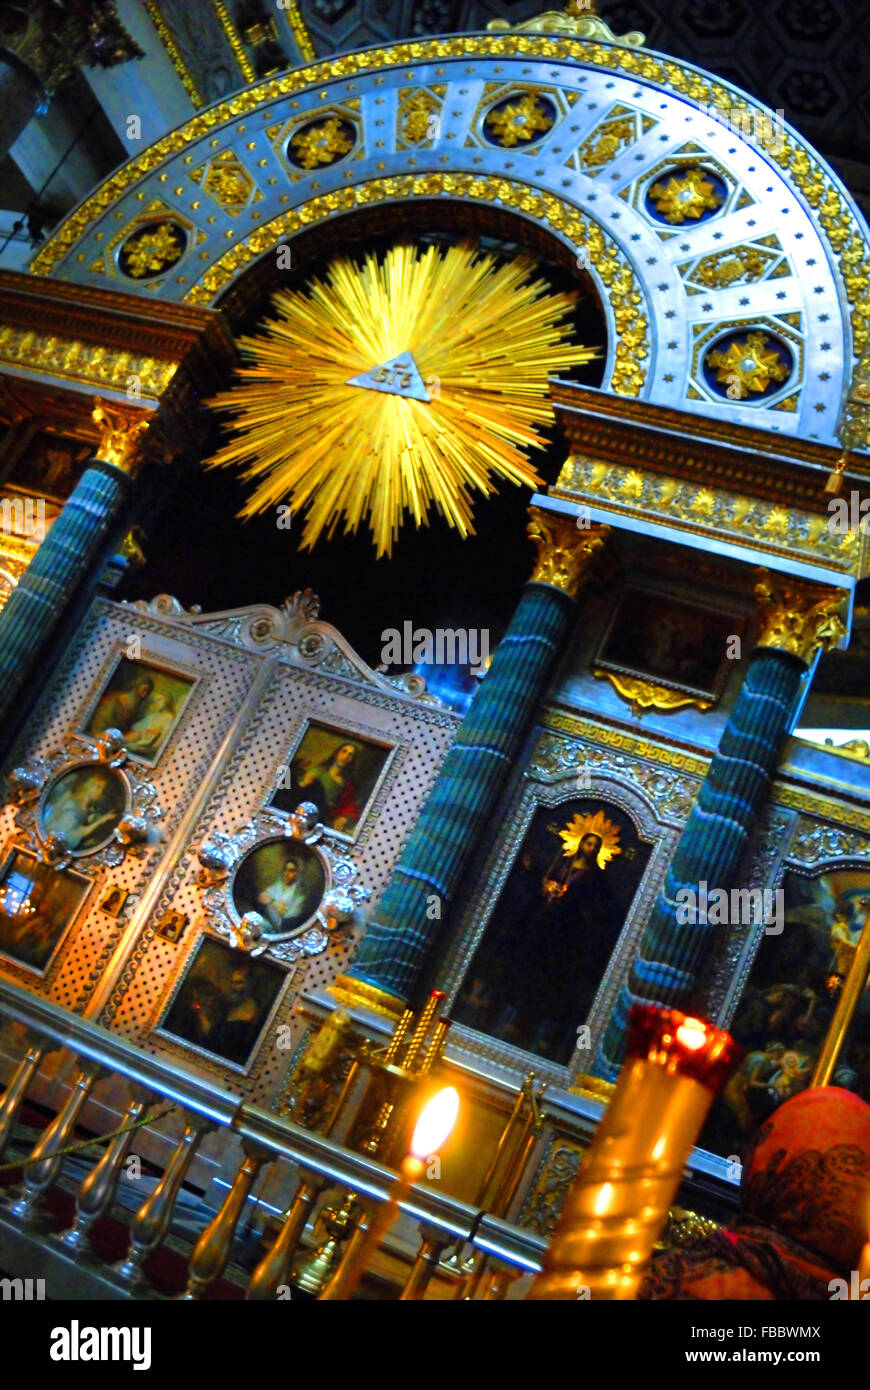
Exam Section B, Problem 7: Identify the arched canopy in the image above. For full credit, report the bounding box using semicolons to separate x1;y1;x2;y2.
30;31;869;446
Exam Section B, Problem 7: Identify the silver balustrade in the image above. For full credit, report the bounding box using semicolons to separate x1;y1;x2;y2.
0;977;545;1299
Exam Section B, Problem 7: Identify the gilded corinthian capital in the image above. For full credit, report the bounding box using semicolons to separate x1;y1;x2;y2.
754;571;848;663
91;400;150;476
527;506;610;599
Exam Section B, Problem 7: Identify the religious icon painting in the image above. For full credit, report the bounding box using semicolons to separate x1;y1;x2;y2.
269;720;394;840
452;799;652;1066
230;837;327;942
596;588;743;704
81;657;195;767
699;866;870;1162
99;885;128;917
0;849;90;975
8;429;91;501
158;934;287;1071
39;763;130;857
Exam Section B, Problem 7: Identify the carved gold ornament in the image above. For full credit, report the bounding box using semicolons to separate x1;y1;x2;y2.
527;507;610;599
207;242;598;557
706;332;790;399
754;572;848;663
592;669;713;716
487;1;645;48
399;90;442;145
288;116;354;169
484;92;554;147
648;167;723;224
91;400;150;475
118;221;185;278
0;326;177;400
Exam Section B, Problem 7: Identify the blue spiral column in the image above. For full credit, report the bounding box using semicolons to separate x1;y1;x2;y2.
334;508;611;1016
0;406;147;723
597;574;848;1080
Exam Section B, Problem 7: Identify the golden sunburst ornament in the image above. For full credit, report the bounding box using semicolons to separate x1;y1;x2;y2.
206;240;598;556
558;810;622;869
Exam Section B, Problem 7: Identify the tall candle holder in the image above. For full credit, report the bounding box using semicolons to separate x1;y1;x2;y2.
527;1005;742;1301
319;1086;460;1301
291;991;452;1297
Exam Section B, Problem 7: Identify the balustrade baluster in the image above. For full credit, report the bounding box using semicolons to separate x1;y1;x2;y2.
0;1035;53;1160
246;1172;326;1300
182;1143;270;1300
115;1112;215;1292
60;1086;155;1258
7;1060;102;1227
398;1225;454;1301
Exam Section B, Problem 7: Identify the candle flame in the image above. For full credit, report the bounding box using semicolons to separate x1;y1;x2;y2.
676;1018;708;1051
410;1086;459;1158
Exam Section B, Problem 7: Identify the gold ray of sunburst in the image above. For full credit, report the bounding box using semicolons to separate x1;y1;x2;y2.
206;240;599;556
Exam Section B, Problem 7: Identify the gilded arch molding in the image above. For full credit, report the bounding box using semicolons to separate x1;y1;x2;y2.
29;32;869;442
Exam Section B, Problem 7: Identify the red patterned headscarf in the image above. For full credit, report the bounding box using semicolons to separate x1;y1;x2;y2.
640;1088;870;1300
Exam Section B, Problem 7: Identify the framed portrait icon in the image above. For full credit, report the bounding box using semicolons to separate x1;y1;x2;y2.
269;720;394;840
38;763;129;856
595;587;742;705
158;934;287;1071
0;849;90;975
81;656;195;766
230;837;327;942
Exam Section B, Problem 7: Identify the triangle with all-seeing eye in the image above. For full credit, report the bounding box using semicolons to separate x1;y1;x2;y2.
346;353;431;402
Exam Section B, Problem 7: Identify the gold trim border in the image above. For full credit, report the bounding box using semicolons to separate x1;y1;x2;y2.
541;707;711;777
143;0;205;108
213;0;257;85
0;326;178;399
551;458;863;578
181;172;648;395
543;707;870;835
286;0;316;64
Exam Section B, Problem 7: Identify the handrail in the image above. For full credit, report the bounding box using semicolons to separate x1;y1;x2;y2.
0;977;241;1126
0;976;547;1277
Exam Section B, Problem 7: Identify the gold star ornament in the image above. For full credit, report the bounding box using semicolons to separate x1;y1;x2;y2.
206;241;599;556
648;167;723;223
706;331;790;398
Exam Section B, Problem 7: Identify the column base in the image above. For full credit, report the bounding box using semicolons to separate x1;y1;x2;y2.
329;974;407;1020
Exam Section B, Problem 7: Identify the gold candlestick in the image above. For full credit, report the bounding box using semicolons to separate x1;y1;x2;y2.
527;1007;741;1301
319;1085;459;1301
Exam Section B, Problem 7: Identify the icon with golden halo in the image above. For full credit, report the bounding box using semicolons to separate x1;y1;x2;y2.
556;809;622;870
453;799;651;1065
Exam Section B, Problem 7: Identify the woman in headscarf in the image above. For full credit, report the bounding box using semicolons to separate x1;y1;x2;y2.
640;1087;870;1300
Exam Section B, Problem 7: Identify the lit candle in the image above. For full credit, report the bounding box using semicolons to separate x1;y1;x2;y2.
527;1006;742;1301
319;1085;459;1300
